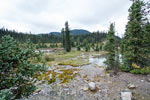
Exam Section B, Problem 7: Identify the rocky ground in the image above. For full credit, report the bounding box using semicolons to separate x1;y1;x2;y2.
20;51;150;100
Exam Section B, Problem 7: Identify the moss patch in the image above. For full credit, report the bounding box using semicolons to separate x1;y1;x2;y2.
58;59;90;67
36;68;80;84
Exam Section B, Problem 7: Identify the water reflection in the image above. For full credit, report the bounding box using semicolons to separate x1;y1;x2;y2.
89;56;106;67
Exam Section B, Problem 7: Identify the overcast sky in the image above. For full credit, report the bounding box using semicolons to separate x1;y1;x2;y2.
0;0;147;37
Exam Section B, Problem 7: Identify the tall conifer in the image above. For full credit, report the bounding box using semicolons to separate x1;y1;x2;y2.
65;21;71;52
105;23;115;69
61;28;65;48
123;0;145;69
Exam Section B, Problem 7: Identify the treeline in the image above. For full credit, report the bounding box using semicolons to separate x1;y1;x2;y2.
0;28;60;43
0;28;108;44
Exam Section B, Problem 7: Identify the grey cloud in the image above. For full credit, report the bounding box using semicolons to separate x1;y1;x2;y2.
0;0;134;36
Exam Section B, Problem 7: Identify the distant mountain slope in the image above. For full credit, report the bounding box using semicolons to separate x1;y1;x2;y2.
71;29;91;35
49;29;91;35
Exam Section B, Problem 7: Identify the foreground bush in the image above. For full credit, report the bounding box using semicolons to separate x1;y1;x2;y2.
0;35;46;99
130;67;150;75
44;55;55;62
0;89;13;100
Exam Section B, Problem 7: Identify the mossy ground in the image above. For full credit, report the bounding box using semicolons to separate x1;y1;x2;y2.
34;49;107;84
36;68;80;84
41;51;90;66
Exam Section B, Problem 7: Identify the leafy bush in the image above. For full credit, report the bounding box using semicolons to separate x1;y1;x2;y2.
77;45;81;51
130;67;150;75
0;35;46;99
0;89;13;100
44;56;55;62
120;65;131;72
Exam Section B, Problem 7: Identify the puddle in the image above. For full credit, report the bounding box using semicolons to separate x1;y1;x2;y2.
35;49;53;54
89;56;106;67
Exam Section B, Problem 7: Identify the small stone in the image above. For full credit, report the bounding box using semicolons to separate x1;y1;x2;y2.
128;84;136;89
81;86;88;91
121;91;132;100
107;81;112;84
84;80;88;83
64;88;69;91
107;74;110;77
146;78;150;82
88;82;96;91
62;84;69;88
141;80;144;82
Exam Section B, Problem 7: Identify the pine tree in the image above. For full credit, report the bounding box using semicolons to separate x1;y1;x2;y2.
71;37;75;47
142;22;150;66
105;23;115;69
123;0;145;70
77;38;81;51
61;28;65;48
83;39;90;52
114;33;119;74
65;21;71;52
94;44;100;51
85;43;90;52
0;35;45;99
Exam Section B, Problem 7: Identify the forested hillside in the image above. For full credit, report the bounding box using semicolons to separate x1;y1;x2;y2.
0;28;108;44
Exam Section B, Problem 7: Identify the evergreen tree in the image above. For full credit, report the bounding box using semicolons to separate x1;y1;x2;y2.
105;23;115;69
0;35;45;99
83;39;90;52
142;22;150;66
65;21;71;52
93;44;100;51
61;28;65;48
77;38;81;51
114;33;119;74
123;0;145;70
71;37;75;47
99;43;103;51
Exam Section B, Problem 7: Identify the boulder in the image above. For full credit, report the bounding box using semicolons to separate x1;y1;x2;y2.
121;91;132;100
88;82;96;91
128;84;136;89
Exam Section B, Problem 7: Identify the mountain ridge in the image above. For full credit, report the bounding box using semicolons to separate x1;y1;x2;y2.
49;29;91;35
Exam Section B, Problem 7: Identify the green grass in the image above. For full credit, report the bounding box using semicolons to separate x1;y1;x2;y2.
42;51;82;66
58;59;90;67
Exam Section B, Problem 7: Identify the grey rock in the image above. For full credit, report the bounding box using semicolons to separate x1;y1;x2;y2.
121;91;132;100
88;82;96;91
81;86;88;91
128;84;136;89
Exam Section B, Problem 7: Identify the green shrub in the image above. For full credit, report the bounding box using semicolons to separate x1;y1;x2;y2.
130;69;141;74
0;89;13;100
0;35;46;99
77;45;81;51
119;64;131;72
44;56;55;62
130;67;150;75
